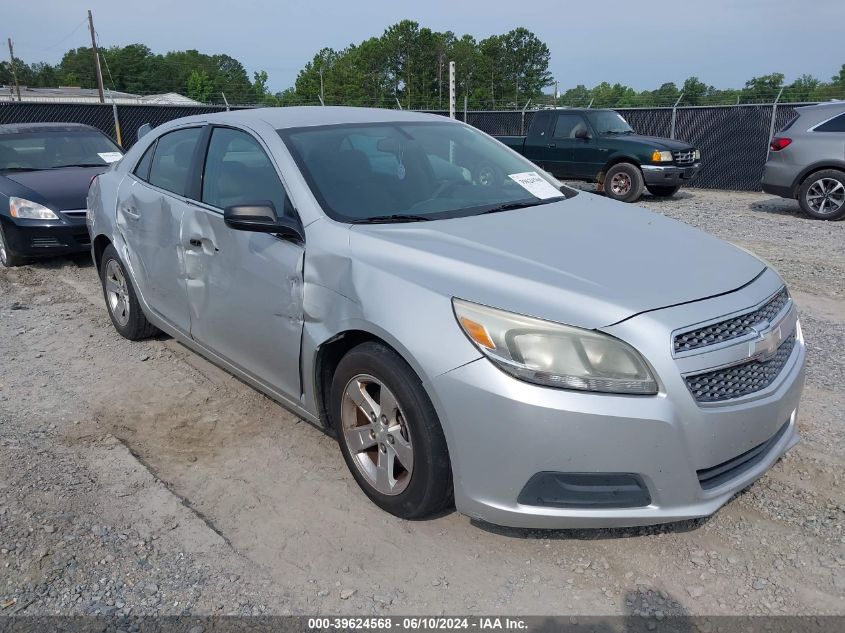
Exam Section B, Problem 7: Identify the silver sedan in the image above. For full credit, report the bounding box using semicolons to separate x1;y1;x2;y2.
87;107;805;528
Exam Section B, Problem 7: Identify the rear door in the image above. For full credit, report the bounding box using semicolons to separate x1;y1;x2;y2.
115;126;204;333
182;125;305;398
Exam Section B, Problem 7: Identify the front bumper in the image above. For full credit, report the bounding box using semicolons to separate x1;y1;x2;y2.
0;214;91;258
430;269;805;528
641;163;701;187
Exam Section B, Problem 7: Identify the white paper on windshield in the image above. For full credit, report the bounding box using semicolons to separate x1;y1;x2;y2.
508;171;562;199
98;152;122;163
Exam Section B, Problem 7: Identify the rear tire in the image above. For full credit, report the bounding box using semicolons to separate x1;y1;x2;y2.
0;225;25;267
604;163;644;203
331;341;453;519
646;184;680;197
99;244;158;340
798;170;845;220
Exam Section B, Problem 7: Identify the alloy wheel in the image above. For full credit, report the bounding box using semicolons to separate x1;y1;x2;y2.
104;259;131;327
806;178;845;216
340;374;414;496
0;228;7;265
610;172;632;196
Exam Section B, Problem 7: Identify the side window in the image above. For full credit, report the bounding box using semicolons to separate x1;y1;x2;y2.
553;114;588;139
814;113;845;133
148;127;202;197
202;127;289;215
133;141;156;181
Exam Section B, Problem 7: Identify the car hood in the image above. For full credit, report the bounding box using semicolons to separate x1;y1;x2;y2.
348;193;764;329
2;166;108;211
610;134;695;151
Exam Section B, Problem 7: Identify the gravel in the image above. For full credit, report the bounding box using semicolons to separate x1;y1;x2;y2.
0;188;843;617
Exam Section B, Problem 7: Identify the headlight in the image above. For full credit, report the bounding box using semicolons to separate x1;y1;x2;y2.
9;197;59;220
651;150;673;162
453;299;658;395
693;149;701;160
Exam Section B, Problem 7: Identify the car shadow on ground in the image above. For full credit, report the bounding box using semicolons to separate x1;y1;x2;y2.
749;197;805;218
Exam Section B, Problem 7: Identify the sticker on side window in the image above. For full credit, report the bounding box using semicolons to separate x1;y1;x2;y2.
508;172;562;199
97;152;123;163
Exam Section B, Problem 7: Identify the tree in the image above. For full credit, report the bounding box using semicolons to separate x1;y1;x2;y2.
742;73;785;102
186;69;213;102
499;28;552;105
682;76;710;105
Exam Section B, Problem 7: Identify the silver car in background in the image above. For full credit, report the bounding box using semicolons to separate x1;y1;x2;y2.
763;101;845;220
88;107;805;528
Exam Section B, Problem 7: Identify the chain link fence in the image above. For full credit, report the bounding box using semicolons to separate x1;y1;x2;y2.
1;100;817;191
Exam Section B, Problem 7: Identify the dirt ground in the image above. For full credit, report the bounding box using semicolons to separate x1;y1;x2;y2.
1;188;843;618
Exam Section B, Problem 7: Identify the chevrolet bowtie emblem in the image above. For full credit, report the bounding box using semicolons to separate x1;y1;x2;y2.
750;324;783;361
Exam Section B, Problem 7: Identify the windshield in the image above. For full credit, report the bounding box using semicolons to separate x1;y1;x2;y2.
0;130;122;172
279;121;568;223
588;111;634;135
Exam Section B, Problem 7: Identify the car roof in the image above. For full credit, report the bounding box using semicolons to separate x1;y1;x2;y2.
796;101;845;114
0;122;103;135
154;106;451;132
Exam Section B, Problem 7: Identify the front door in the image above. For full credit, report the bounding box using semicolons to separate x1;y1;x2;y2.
182;126;304;398
115;126;204;334
542;113;589;178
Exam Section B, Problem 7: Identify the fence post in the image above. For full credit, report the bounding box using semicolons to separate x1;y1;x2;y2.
221;93;230;111
520;99;531;135
767;87;785;159
670;93;684;139
111;103;123;148
449;61;456;119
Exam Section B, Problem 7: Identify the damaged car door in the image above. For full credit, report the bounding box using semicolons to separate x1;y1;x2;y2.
181;125;305;398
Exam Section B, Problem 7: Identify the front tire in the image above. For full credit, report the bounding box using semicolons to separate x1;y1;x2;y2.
330;341;453;519
604;163;644;203
0;225;25;267
798;170;845;220
99;244;158;340
646;184;680;197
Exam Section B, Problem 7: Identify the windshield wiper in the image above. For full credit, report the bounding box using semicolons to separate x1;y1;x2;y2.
477;197;565;216
352;214;433;224
0;167;45;173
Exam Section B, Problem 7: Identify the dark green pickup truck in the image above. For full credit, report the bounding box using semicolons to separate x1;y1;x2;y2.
495;108;701;202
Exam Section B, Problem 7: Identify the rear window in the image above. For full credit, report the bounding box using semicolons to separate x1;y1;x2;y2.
814;113;845;133
148;128;202;197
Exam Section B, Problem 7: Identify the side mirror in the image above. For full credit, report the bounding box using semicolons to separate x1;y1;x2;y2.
224;201;304;241
137;123;153;140
574;128;591;140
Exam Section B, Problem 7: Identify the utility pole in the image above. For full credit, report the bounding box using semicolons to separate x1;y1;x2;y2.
87;9;105;103
318;67;324;106
7;39;21;101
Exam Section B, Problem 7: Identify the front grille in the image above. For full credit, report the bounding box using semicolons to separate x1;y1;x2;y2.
685;334;795;403
696;420;789;490
674;288;790;354
673;149;696;165
62;209;88;218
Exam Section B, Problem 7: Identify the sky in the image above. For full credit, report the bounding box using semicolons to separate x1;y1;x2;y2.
4;0;842;94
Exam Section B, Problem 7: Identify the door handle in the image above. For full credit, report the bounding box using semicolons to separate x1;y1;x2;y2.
187;237;217;253
121;207;140;220
546;143;557;148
